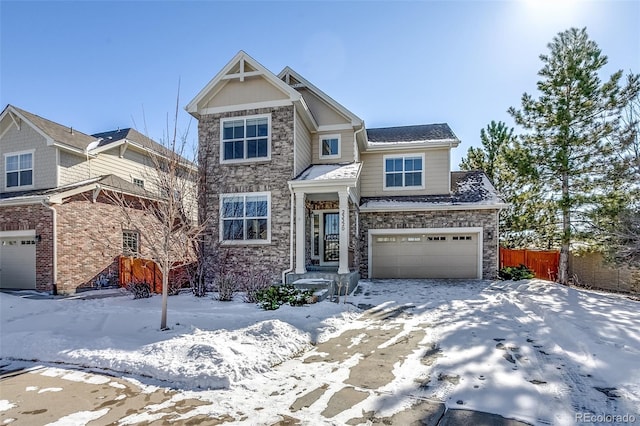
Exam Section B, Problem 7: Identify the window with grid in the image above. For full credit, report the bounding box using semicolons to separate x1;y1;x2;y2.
221;193;269;242
122;231;140;256
5;152;33;188
221;116;269;162
133;178;144;188
384;155;423;189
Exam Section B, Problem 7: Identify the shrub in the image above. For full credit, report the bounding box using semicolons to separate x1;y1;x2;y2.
499;264;535;281
255;283;314;310
241;271;273;303
214;274;237;301
127;281;151;299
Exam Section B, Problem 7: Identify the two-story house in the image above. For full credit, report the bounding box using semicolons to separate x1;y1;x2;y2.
0;105;196;294
189;51;505;290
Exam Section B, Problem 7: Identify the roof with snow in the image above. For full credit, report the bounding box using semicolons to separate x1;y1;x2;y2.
0;174;154;201
294;163;361;182
366;124;458;144
360;171;506;210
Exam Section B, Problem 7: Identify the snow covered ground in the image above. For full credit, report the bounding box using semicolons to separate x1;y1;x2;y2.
1;279;639;425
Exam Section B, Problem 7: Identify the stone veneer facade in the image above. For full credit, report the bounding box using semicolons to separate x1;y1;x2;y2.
198;106;295;283
358;209;499;280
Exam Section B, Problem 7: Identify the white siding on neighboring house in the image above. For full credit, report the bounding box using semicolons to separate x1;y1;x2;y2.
58;150;91;185
0;123;57;191
294;109;312;177
360;147;450;197
201;78;289;110
86;148;157;192
312;131;355;164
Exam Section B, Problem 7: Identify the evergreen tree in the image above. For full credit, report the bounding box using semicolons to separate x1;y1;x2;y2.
508;27;639;284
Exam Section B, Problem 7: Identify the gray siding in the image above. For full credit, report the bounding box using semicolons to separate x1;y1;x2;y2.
0;123;57;191
294;108;312;177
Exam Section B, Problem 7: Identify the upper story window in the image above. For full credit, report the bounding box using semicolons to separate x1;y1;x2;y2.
221;115;270;163
133;178;144;188
384;154;424;190
220;192;270;243
320;135;341;159
5;151;34;188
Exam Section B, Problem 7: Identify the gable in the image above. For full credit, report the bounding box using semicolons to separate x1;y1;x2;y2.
186;51;301;116
298;87;351;127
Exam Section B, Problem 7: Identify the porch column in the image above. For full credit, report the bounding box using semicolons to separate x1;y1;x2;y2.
294;191;306;274
338;190;350;274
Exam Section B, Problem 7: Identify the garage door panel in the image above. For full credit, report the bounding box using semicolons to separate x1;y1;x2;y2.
371;232;479;279
0;237;36;290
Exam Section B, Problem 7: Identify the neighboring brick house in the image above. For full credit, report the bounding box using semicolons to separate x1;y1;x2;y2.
188;51;506;287
0;105;196;294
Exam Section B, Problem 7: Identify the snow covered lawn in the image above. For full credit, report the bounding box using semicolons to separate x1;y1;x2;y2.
1;279;639;425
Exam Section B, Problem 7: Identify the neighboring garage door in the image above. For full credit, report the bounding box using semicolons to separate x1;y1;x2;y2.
0;235;37;290
371;232;480;279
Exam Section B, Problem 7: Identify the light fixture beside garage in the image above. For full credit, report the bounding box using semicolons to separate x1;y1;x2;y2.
487;230;494;240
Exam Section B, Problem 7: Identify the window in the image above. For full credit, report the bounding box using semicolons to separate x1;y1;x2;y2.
453;235;472;241
221;115;270;162
123;231;140;256
220;192;270;242
384;154;424;189
427;236;446;241
376;236;397;243
5;151;33;188
320;135;340;159
133;178;144;188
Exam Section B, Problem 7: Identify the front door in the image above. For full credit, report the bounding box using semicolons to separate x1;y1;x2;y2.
323;212;339;263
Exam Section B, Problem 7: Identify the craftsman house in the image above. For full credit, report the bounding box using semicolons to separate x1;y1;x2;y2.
188;51;506;289
0;105;196;294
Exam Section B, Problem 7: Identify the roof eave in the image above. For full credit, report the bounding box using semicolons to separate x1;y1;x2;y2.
364;139;460;152
360;202;508;212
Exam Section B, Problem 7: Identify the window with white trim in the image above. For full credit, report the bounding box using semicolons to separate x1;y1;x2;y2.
320;135;340;159
220;192;270;242
221;115;270;162
384;154;424;189
123;231;140;256
133;178;144;188
5;151;33;188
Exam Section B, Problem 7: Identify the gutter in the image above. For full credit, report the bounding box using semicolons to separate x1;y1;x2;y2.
40;199;58;295
281;185;295;284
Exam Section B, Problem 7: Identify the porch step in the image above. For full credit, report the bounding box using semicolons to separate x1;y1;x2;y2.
292;278;334;302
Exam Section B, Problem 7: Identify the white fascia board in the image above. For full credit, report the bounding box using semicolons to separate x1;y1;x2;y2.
278;67;363;125
200;99;293;115
186;51;302;114
2;106;55;146
0;196;50;206
288;179;358;193
294;97;318;132
52;141;92;156
317;123;354;132
364;139;460;152
359;203;508;212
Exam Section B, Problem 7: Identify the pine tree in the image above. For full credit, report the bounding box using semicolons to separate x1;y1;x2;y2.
508;27;639;284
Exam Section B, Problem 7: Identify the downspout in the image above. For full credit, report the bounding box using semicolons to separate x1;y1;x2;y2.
282;185;295;284
353;123;365;162
41;199;57;295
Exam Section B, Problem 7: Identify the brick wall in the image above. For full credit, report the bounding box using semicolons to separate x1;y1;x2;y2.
198;106;295;284
0;204;54;291
359;209;499;279
55;193;169;294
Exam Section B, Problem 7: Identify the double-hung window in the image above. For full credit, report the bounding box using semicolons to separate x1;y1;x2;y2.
221;115;270;162
122;231;140;256
384;154;424;189
320;135;340;159
5;151;33;188
220;192;270;243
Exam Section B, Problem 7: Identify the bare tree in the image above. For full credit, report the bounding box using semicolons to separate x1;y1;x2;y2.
108;91;204;330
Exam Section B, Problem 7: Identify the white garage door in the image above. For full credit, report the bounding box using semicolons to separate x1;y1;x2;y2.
371;232;480;279
0;235;37;290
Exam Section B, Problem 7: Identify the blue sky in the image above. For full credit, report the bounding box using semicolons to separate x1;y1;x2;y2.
1;1;638;168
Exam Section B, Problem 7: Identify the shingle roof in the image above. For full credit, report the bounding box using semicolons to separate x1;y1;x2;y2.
360;171;504;209
366;123;458;143
91;128;192;164
294;163;361;182
10;105;98;150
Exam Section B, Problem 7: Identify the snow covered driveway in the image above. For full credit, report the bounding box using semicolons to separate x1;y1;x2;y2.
1;279;639;425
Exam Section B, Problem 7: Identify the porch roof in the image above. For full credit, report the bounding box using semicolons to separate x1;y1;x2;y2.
293;163;361;183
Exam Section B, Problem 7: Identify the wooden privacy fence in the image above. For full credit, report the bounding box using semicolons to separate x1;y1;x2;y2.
500;247;560;281
118;256;193;294
119;256;162;293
